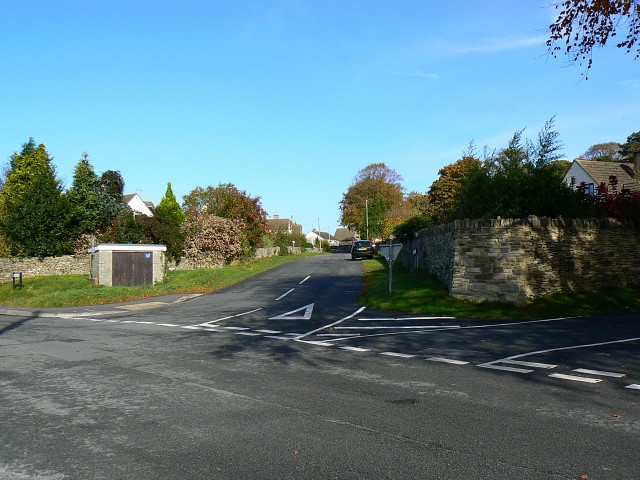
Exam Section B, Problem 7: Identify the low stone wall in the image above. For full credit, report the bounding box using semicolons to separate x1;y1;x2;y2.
0;255;91;282
397;216;640;304
0;246;303;281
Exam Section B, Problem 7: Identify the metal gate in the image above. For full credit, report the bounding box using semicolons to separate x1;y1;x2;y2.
112;252;153;286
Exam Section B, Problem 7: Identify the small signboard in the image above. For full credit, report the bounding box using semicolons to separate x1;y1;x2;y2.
378;243;403;264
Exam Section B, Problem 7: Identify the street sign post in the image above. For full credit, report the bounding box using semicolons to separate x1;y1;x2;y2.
377;237;402;293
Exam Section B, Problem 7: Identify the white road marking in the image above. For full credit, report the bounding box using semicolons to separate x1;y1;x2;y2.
157;323;180;327
269;303;314;320
573;368;626;378
328;316;579;342
264;335;293;340
379;352;416;358
358;317;456;321
477;364;533;374
275;288;295;301
549;373;602;384
500;360;557;369
235;332;261;336
133;321;155;324
254;329;281;334
87;319;104;322
334;325;460;330
427;357;469;365
181;326;203;330
297;340;333;346
625;384;640;390
299;276;311;285
195;308;262;327
488;337;640;368
104;320;120;323
340;346;370;352
292;306;366;341
223;326;250;331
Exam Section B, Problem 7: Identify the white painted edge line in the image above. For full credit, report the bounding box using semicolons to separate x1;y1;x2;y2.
157;323;180;327
340;346;370;352
223;326;250;331
335;326;460;330
275;288;295;301
500;360;557;369
293;306;366;341
264;335;293;340
195;308;263;327
379;352;416;358
573;368;626;378
477;364;533;374
181;326;203;330
87;319;104;322
549;373;602;384
625;384;640;390
200;324;220;328
104;320;120;323
296;340;333;346
427;357;469;365
358;317;456;321
133;321;155;325
254;329;281;334
299;276;311;285
235;332;262;336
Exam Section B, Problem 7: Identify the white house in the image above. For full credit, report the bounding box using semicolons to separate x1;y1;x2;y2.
563;159;638;194
122;193;155;217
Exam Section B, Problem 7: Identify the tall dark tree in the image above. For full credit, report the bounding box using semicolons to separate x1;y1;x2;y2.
0;139;74;257
457;119;582;220
96;170;127;229
67;152;100;235
619;131;640;160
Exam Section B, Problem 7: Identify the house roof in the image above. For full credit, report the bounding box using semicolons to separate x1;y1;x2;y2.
266;218;303;234
333;228;357;241
576;160;637;190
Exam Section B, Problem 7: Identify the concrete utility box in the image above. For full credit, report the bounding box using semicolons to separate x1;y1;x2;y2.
89;244;166;286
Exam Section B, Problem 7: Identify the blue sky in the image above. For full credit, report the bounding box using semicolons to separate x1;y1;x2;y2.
2;0;638;235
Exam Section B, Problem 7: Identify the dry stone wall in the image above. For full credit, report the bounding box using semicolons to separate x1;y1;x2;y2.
0;255;90;282
0;246;303;281
396;216;640;304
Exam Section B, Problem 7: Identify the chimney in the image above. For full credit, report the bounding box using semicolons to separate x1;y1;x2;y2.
273;214;279;219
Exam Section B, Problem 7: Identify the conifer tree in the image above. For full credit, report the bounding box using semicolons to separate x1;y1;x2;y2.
0;139;74;257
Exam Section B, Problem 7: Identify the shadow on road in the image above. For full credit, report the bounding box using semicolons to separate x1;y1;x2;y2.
0;314;38;336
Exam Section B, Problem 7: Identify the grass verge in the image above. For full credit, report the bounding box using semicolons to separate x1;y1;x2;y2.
0;254;314;308
360;256;640;319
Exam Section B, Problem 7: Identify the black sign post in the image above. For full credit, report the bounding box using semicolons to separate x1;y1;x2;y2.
12;272;23;289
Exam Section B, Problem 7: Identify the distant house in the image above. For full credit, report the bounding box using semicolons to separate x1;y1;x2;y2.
332;228;359;245
266;215;303;235
563;159;638;194
123;193;155;217
305;229;339;247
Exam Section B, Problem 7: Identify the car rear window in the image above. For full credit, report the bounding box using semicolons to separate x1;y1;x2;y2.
354;241;371;247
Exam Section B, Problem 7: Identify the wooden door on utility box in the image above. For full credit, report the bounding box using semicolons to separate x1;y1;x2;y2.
112;252;153;286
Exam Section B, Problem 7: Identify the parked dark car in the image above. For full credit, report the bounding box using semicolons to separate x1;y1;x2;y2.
351;240;375;260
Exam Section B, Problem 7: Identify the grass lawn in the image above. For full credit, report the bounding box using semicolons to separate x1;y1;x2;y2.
360;256;640;319
0;254;314;308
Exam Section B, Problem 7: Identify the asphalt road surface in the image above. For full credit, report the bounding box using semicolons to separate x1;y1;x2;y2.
1;253;639;479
